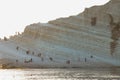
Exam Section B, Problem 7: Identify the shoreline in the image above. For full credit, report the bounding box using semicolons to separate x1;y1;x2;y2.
0;64;120;69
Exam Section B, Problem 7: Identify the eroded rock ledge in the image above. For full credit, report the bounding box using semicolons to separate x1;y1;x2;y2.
0;0;120;68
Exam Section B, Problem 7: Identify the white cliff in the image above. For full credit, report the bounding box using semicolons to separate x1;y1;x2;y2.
0;0;120;68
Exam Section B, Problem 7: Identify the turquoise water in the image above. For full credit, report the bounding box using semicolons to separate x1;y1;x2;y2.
0;68;120;80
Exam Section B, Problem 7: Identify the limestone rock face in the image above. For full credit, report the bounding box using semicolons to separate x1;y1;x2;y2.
0;0;120;68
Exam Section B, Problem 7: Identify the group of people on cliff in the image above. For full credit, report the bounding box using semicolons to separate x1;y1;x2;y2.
15;46;94;65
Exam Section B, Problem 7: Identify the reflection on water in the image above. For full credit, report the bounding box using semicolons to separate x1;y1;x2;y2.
0;68;120;80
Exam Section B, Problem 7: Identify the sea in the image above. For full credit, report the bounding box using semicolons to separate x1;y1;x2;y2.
0;68;120;80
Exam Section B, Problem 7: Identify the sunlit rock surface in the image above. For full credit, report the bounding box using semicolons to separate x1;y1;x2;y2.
0;0;120;68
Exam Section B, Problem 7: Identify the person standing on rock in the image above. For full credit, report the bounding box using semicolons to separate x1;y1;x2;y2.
16;46;19;50
16;59;18;62
66;60;70;64
85;58;87;62
30;58;32;62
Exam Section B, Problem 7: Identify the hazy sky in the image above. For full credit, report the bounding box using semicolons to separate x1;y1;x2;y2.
0;0;109;38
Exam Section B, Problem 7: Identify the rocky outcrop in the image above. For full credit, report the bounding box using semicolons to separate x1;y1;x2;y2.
0;0;120;68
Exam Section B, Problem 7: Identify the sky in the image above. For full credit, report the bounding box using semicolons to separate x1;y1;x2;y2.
0;0;110;38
